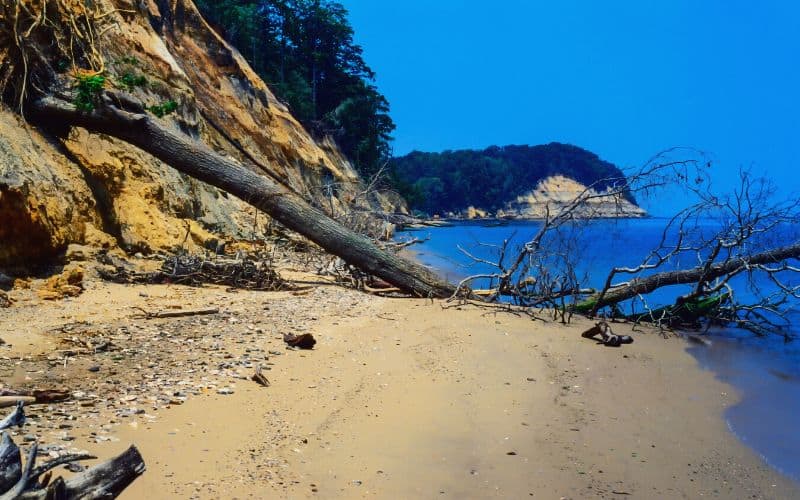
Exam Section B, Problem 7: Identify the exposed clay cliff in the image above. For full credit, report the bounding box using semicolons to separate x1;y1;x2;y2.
0;0;396;271
453;176;645;220
496;175;646;219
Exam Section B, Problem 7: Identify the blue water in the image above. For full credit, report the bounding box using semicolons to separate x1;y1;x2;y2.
399;219;800;483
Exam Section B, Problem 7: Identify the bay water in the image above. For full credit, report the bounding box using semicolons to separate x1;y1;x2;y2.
398;219;800;483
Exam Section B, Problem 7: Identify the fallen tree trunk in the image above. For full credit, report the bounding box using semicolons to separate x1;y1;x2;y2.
577;241;800;311
32;96;455;298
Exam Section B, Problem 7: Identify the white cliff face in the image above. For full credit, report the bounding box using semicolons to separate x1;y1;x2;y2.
461;175;646;219
506;175;646;218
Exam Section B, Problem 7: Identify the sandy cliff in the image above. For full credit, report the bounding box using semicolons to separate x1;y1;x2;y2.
460;175;645;219
501;175;646;218
0;0;392;270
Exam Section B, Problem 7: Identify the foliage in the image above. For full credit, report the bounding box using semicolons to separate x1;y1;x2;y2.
148;100;178;118
390;143;635;216
194;0;395;179
73;73;106;112
118;72;148;91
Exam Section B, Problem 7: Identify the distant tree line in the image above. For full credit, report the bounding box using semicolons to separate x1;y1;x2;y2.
390;143;634;216
195;0;395;180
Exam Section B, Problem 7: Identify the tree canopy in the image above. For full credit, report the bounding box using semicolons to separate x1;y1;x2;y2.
390;143;635;216
195;0;394;179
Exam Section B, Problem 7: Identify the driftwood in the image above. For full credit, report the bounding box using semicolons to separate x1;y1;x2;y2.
0;433;22;494
581;321;633;347
0;403;25;432
251;365;270;388
33;96;455;298
100;253;293;291
283;333;316;349
144;308;220;319
0;391;70;406
0;404;145;499
0;398;35;410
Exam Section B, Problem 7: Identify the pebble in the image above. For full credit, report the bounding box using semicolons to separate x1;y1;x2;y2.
217;387;234;395
88;365;100;372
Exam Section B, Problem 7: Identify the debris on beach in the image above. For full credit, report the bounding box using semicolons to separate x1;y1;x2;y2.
37;266;85;300
284;333;317;350
0;402;145;497
581;321;633;347
252;365;271;387
99;252;294;292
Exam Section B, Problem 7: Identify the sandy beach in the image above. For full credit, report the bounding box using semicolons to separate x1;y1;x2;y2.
1;278;797;499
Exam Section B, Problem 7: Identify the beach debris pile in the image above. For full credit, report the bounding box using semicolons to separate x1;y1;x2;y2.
99;252;294;291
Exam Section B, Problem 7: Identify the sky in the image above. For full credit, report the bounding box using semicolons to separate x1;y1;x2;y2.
340;0;800;215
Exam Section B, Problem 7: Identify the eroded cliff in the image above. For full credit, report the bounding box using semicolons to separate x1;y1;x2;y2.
0;0;391;270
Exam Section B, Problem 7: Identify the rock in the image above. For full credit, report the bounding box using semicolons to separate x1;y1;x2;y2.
0;290;10;308
217;387;234;395
88;365;100;372
37;266;84;300
0;272;13;288
65;243;96;262
65;463;86;473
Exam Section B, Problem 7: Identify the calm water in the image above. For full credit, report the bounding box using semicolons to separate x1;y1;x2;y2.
399;219;800;483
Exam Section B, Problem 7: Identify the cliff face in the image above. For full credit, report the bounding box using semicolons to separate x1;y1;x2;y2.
496;175;646;219
453;175;646;220
0;0;390;270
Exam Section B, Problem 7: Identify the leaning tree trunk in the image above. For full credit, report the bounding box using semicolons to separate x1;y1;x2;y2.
32;96;455;298
577;241;800;311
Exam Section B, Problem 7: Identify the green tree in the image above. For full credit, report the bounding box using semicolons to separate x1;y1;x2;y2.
195;0;395;180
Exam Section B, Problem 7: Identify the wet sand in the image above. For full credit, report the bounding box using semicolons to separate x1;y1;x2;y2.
1;282;798;498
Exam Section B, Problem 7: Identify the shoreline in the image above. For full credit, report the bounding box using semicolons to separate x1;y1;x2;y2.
1;279;796;498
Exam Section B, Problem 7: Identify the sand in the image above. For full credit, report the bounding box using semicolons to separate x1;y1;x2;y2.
1;280;797;499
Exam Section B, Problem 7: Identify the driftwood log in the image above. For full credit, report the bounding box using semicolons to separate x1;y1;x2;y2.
32;96;455;299
0;404;145;499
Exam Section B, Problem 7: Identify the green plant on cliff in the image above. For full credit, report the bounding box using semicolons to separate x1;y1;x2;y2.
73;73;106;112
148;100;178;118
118;72;148;91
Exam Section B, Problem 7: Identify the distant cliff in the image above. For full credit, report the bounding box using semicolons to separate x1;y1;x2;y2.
391;143;645;219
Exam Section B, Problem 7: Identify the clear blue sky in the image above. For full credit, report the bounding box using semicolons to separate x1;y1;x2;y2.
340;0;800;214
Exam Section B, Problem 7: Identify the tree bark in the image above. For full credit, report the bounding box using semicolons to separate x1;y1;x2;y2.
32;96;455;298
578;241;800;310
0;433;21;494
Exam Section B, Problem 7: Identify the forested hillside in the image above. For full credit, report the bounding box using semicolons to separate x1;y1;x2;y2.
391;143;636;216
196;0;394;179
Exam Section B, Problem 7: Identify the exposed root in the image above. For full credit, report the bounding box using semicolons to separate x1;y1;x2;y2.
0;0;119;113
